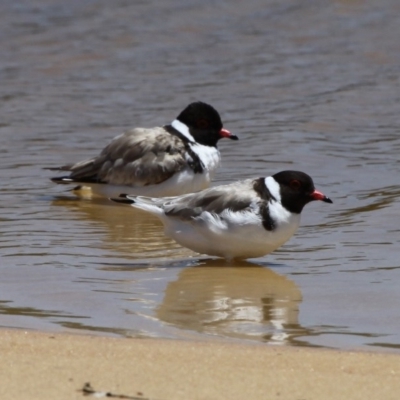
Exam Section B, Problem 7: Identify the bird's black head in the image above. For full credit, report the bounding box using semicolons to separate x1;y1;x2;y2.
176;101;238;147
272;170;332;214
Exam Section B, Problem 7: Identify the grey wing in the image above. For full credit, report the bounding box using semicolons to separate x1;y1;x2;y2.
62;127;188;186
162;179;256;219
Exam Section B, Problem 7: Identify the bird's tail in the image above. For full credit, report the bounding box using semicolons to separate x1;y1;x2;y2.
110;194;164;216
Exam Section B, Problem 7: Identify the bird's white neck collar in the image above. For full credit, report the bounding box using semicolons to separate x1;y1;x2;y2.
264;176;281;202
171;119;196;142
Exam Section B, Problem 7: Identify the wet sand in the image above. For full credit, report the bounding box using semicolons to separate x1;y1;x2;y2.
1;330;399;400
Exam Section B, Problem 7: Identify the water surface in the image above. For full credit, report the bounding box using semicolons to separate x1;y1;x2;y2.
1;0;400;351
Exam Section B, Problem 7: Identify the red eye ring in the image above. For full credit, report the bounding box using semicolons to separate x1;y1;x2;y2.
290;179;301;189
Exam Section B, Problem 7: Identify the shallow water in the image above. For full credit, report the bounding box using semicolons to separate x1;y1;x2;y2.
1;0;400;351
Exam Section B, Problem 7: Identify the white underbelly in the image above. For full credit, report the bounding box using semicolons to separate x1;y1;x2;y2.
164;213;301;260
76;168;213;198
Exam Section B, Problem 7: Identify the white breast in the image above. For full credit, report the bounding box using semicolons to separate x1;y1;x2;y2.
190;143;221;176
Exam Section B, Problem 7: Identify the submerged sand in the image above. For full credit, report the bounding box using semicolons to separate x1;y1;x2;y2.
1;329;399;400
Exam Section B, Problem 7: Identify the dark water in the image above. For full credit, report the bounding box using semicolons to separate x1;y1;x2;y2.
2;0;400;351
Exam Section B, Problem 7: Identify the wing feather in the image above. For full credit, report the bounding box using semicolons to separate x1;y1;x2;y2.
57;127;188;186
163;180;256;219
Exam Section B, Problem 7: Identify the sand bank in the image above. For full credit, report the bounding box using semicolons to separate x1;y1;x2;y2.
1;329;399;400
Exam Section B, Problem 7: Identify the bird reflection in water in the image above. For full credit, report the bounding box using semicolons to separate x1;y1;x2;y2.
156;259;311;345
51;196;193;260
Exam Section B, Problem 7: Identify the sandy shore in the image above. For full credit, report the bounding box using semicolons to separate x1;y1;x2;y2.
1;329;399;400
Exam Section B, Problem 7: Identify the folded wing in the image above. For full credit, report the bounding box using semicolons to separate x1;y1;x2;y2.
52;127;188;186
161;179;257;219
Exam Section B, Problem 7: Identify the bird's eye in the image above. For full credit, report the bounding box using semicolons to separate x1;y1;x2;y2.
197;119;209;129
290;179;301;190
